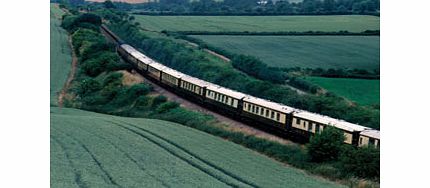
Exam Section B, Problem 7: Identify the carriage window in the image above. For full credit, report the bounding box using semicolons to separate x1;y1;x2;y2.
369;138;375;145
251;105;255;113
276;113;280;121
308;123;313;131
266;109;269;117
296;118;301;124
256;107;259;114
247;104;251;111
271;111;274;119
315;124;320;133
260;108;264;115
359;137;363;145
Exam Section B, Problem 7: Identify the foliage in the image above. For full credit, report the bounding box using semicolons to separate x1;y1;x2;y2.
340;145;380;179
77;78;102;96
61;13;102;32
308;126;345;162
231;55;285;84
156;101;180;113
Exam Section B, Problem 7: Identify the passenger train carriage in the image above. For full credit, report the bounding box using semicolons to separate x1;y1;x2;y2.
102;26;380;148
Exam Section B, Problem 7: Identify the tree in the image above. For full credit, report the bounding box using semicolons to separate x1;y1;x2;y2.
340;146;380;178
104;0;116;9
307;126;345;162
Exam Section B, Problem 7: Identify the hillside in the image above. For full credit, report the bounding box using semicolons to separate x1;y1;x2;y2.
51;107;344;188
50;4;72;105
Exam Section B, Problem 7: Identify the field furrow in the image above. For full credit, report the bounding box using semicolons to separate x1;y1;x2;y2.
50;136;82;188
52;128;121;187
111;121;252;188
71;124;172;188
51;107;344;188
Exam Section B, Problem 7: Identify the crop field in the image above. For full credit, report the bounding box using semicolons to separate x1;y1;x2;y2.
51;107;343;188
50;4;71;105
191;35;380;71
135;15;379;32
305;77;380;106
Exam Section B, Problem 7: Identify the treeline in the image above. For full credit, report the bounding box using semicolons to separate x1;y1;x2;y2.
283;67;380;79
164;30;380;36
99;10;379;130
128;0;380;15
61;12;379;184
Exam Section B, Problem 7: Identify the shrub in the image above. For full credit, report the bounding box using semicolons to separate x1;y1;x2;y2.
307;126;345;162
340;146;380;179
78;78;101;96
156;101;180;113
151;95;167;107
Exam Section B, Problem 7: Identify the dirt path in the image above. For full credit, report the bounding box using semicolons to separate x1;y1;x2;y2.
58;37;77;107
126;70;294;145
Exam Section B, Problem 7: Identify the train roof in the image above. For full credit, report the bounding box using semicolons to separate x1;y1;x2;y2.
243;95;296;114
136;55;152;65
360;129;380;140
181;75;211;87
206;85;247;99
148;62;168;71
121;44;137;53
293;110;367;132
162;67;185;79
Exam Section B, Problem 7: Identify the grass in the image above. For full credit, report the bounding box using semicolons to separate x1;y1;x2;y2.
305;77;380;106
50;3;72;105
51;107;344;188
191;35;380;71
135;15;380;32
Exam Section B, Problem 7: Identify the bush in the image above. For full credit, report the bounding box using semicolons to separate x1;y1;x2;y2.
78;78;101;96
231;55;285;84
151;95;167;107
156;101;180;113
340;146;380;179
307;126;345;162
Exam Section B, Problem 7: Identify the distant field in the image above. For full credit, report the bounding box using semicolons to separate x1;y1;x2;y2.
305;77;380;106
51;107;343;188
50;4;72;105
192;35;380;71
135;15;379;32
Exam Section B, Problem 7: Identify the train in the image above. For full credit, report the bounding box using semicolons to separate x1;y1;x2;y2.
101;25;380;148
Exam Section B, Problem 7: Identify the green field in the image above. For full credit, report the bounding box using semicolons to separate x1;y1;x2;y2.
135;15;379;32
305;77;379;106
192;35;380;71
51;107;343;188
50;4;72;105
